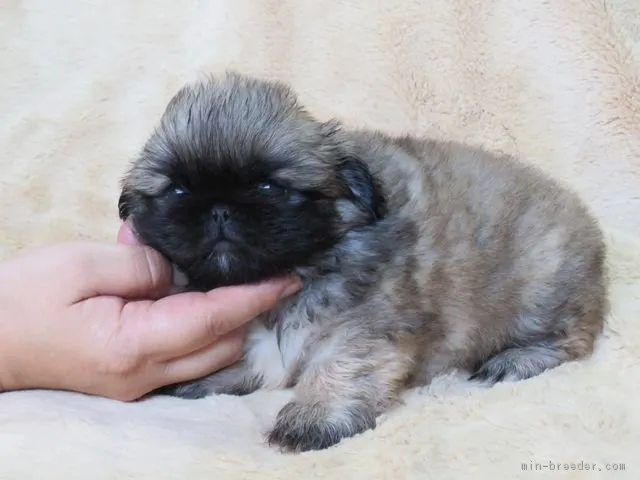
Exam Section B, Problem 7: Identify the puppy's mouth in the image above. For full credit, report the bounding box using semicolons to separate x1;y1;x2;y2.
205;239;244;275
211;240;235;254
177;243;243;291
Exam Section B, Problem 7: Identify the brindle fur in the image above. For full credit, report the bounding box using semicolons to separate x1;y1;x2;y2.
120;73;607;453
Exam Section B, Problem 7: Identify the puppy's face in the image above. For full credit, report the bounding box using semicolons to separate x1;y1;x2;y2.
119;73;385;290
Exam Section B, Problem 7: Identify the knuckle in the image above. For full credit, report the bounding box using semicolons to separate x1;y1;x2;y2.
102;357;135;378
97;354;148;402
203;316;224;340
194;305;226;339
97;343;142;377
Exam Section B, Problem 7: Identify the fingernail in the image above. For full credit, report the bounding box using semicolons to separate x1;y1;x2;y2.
278;276;303;298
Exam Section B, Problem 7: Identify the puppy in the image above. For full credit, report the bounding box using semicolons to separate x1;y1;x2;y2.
118;72;607;452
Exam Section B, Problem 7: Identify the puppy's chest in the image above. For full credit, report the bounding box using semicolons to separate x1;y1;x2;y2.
246;286;346;389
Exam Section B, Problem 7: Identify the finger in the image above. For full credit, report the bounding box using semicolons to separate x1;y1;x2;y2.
68;243;173;302
136;276;302;357
158;328;245;386
117;221;187;289
117;221;141;246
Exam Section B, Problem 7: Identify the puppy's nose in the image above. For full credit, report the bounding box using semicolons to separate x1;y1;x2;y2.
212;205;231;224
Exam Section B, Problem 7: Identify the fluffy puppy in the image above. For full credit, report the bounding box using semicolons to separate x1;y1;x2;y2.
118;72;607;452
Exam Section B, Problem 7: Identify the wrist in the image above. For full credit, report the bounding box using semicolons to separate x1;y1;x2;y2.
0;334;68;393
0;300;56;393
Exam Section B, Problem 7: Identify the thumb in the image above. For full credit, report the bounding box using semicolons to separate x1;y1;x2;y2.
65;242;173;302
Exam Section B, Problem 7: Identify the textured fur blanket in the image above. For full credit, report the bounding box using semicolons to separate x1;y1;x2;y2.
0;1;638;478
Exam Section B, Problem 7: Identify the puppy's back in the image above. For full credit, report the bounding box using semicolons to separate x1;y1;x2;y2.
340;129;606;375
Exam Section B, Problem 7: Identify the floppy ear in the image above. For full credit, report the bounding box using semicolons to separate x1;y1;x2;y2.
338;157;386;221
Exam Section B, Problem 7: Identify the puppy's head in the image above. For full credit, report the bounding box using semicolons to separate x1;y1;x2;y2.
119;73;385;290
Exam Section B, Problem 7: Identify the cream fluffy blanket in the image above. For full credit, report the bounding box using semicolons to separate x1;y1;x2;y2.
1;1;639;478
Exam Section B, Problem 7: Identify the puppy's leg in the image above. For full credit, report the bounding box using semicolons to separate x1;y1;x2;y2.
159;320;287;399
159;359;263;399
469;343;569;383
470;309;604;383
267;330;415;452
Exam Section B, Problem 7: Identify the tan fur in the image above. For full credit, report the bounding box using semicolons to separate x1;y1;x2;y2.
135;75;608;452
2;0;638;474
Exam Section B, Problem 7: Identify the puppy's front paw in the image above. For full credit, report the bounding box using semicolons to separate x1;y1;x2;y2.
267;401;376;453
156;380;213;399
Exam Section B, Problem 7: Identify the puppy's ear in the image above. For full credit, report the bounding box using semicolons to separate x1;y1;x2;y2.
338;157;386;221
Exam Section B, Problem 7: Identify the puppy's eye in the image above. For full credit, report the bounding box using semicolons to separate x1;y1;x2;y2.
257;181;278;192
257;181;287;196
256;180;304;203
170;186;187;196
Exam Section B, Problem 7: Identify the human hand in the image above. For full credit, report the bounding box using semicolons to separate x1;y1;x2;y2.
0;224;301;401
